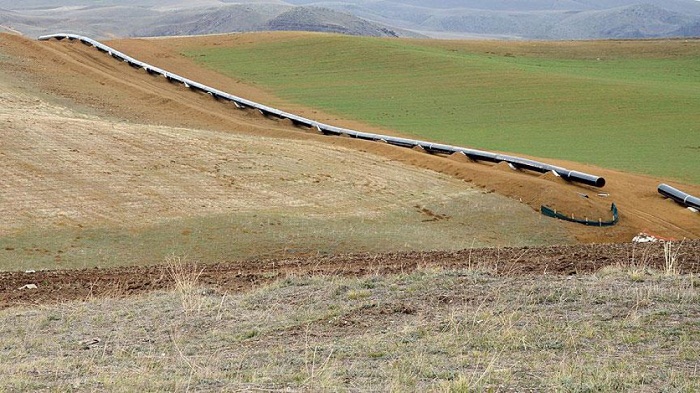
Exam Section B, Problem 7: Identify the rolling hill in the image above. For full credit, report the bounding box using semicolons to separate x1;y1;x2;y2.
0;1;417;39
2;0;700;39
3;33;700;255
0;32;579;271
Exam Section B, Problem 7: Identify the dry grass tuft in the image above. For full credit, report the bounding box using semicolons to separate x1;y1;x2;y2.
164;255;205;314
663;240;684;276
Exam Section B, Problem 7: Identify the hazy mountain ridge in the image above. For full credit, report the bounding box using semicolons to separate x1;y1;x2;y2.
548;4;697;39
132;4;291;37
265;7;403;36
1;0;699;39
0;2;414;38
292;1;700;39
286;0;700;14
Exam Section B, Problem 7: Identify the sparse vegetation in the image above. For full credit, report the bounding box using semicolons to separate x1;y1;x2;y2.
0;266;698;391
164;255;205;314
0;202;570;272
663;239;688;277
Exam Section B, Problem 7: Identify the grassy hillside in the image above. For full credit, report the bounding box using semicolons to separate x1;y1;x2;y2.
185;35;700;184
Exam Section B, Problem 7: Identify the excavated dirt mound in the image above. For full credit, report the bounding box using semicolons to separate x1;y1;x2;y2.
2;240;699;309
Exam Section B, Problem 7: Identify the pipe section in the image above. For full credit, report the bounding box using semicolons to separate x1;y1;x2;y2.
38;33;606;188
658;184;700;210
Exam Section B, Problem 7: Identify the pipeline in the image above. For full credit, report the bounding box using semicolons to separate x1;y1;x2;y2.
38;33;606;188
658;184;700;211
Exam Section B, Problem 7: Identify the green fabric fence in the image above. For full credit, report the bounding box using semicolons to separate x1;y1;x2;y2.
541;203;618;227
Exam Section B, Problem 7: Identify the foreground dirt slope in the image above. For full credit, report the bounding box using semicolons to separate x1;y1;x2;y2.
0;84;492;232
23;33;699;242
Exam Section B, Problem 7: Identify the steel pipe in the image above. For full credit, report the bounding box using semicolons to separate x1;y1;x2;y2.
38;33;606;188
658;184;700;210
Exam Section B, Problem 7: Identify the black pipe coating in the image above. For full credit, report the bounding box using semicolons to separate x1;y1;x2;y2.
38;33;607;188
658;184;700;210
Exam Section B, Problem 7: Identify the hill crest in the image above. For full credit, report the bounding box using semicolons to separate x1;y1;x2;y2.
1;0;700;39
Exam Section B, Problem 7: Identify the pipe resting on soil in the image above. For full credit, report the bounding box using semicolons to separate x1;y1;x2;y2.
38;33;606;188
658;184;700;211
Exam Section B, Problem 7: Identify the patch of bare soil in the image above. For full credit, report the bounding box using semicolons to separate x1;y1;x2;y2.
2;240;699;309
0;84;490;232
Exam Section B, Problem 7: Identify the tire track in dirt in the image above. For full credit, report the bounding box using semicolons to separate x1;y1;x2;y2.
2;240;699;310
623;205;699;239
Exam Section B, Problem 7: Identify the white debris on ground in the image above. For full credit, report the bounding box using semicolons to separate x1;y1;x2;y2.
632;233;662;243
79;338;102;349
19;284;38;290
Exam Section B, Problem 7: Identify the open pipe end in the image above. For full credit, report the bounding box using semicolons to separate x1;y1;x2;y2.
560;170;606;188
574;176;605;188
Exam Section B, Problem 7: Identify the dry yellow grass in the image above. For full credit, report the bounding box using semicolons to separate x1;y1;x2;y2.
0;74;571;271
0;265;697;391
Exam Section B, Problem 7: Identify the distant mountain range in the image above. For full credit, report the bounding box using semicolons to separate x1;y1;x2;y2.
0;1;418;39
1;0;700;39
285;0;700;39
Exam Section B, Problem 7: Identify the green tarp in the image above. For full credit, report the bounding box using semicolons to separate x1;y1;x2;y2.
541;203;618;227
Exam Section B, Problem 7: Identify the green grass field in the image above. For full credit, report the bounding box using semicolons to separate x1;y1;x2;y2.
185;35;700;184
